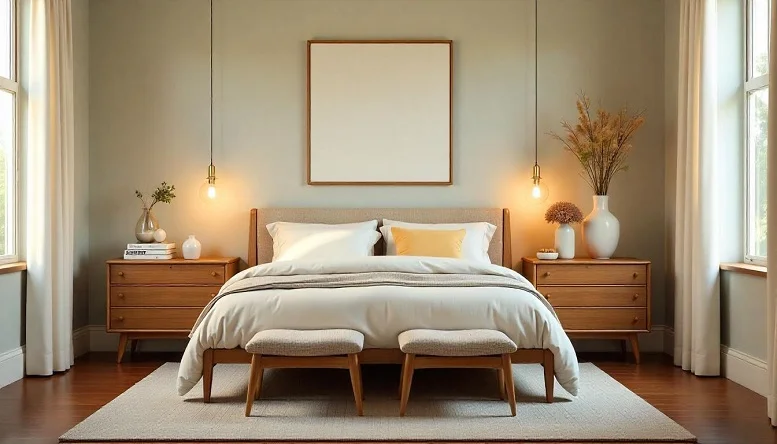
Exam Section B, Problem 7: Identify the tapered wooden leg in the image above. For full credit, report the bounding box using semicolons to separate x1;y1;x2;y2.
245;355;262;417
497;369;506;400
501;354;516;416
203;349;214;403
347;354;364;416
543;350;554;403
399;353;415;417
116;334;128;364
130;339;139;354
629;334;641;364
254;361;264;400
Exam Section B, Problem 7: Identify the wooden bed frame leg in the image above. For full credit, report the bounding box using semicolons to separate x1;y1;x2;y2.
203;349;214;403
543;350;554;403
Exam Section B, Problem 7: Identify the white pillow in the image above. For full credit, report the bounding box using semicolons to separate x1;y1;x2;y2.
266;220;380;262
380;219;497;264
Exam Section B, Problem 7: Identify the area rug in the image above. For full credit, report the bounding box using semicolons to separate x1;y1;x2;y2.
60;362;695;442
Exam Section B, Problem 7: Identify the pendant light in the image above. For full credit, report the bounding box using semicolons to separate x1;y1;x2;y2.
199;0;218;201
530;0;549;202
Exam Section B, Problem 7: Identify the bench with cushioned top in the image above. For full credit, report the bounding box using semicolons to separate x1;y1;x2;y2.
244;328;365;417
397;329;518;417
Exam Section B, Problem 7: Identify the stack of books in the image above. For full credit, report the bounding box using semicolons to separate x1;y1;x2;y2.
124;242;176;260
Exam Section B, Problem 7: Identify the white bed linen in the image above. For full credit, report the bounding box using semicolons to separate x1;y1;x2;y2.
177;257;579;396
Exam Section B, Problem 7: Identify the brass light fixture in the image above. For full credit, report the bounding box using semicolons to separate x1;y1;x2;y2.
199;0;218;201
530;0;549;202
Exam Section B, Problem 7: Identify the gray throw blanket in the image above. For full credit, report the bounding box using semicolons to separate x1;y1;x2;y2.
190;272;555;336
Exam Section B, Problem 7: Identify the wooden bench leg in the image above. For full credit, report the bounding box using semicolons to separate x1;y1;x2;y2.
254;359;264;400
347;354;364;416
501;353;516;416
203;349;214;403
399;353;415;417
543;350;554;403
497;369;506;400
245;354;262;417
116;334;128;364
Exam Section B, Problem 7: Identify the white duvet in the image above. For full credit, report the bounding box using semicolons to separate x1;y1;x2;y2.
177;256;579;396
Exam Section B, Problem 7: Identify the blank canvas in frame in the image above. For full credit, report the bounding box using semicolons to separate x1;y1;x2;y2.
307;40;452;185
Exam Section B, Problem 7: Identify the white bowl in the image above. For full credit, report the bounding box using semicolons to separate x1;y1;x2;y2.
536;252;559;260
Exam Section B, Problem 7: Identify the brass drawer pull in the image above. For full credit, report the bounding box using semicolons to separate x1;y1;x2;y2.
210;293;216;298
118;271;125;277
117;316;124;321
632;294;639;301
632;316;639;323
633;272;639;278
211;271;217;277
543;272;551;277
545;294;551;300
118;293;125;299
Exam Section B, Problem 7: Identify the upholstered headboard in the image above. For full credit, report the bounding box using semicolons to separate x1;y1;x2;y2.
248;208;511;267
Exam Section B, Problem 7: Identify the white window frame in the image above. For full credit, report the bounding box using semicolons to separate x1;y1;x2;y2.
744;0;769;266
0;0;17;264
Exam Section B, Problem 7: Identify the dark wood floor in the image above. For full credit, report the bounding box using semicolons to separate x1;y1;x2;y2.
0;352;774;444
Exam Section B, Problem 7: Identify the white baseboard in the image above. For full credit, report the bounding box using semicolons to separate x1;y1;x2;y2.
720;345;768;397
0;346;24;389
72;325;90;358
571;325;668;353
88;325;187;353
663;326;675;357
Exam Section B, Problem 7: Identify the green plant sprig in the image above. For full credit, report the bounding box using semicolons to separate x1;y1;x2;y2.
135;182;176;209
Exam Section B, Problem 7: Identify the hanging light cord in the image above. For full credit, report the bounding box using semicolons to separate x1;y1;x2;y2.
534;0;538;168
209;0;214;168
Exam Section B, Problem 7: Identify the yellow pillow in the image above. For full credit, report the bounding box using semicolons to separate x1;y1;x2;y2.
390;226;466;259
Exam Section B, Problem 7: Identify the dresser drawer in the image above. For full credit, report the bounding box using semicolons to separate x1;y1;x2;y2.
555;308;647;331
535;264;647;285
110;286;220;307
110;264;227;285
109;308;202;331
538;286;647;307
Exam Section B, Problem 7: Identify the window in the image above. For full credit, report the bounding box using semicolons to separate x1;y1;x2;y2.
745;0;770;265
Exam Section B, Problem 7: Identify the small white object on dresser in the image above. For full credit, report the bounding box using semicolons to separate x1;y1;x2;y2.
182;235;202;260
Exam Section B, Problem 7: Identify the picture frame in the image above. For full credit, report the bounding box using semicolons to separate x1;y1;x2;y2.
307;39;453;185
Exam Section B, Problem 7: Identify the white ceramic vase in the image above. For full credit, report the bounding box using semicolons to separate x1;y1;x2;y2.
582;195;620;259
182;235;202;260
554;223;575;259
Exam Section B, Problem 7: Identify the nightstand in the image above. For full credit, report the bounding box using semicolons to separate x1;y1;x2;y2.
106;257;239;363
521;257;651;364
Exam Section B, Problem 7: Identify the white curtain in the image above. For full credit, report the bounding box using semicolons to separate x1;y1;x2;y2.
22;0;75;375
766;0;777;426
673;0;721;376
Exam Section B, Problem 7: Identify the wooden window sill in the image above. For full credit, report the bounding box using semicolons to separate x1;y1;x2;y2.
720;263;767;278
0;261;26;275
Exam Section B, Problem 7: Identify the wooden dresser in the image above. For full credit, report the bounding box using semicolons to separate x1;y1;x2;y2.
521;257;651;363
106;257;239;363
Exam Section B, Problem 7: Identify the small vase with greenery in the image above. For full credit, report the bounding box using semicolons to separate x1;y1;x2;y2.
545;201;584;259
134;182;176;243
549;95;645;259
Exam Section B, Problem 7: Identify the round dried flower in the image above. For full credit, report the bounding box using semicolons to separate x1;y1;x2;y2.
545;201;584;225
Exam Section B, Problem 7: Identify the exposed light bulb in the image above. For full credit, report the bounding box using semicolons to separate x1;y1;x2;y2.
530;163;549;203
198;164;219;202
532;184;542;199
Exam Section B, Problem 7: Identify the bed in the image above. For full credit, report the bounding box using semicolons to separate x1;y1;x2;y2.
177;208;579;401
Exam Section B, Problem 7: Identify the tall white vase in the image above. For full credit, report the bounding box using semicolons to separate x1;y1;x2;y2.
582;195;620;259
554;223;575;259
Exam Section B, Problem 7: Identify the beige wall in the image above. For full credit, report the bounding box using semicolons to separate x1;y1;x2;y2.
0;272;24;354
88;0;667;326
721;272;767;360
73;0;90;330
